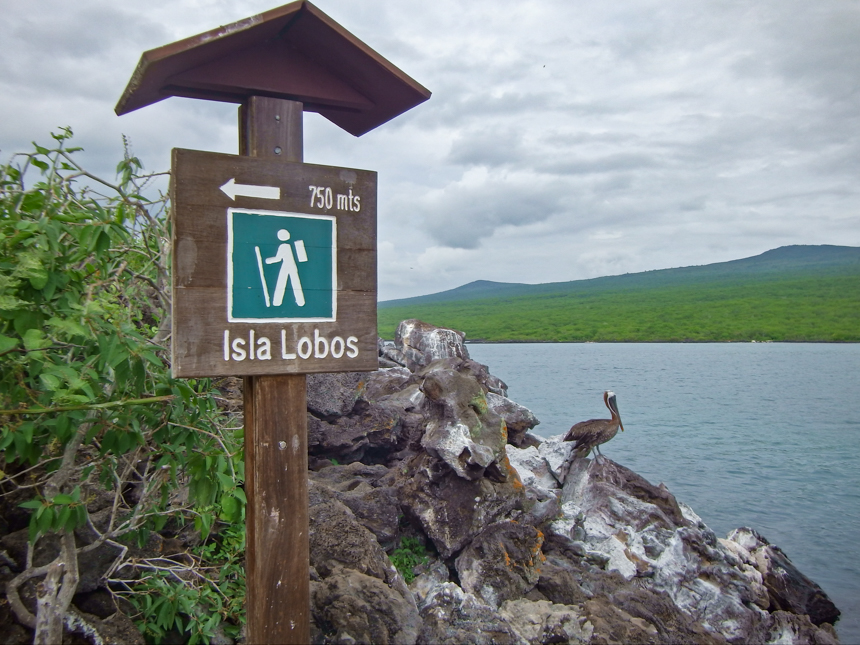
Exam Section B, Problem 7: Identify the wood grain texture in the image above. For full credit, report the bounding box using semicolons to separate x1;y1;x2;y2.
242;96;304;161
244;373;310;645
244;98;310;645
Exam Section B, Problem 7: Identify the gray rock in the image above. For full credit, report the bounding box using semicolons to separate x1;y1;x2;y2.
308;480;420;643
582;596;685;645
519;484;562;528
485;393;540;447
308;481;391;581
542;456;840;643
363;367;413;401
310;461;390;491
298;323;842;645
519;432;543;449
307;372;366;418
506;445;558;494
312;569;420;645
394;319;469;371
415;582;521;645
725;527;841;627
498;598;593;645
384;382;426;410
310;463;401;548
65;608;146;645
604;587;727;645
398;453;524;560
379;336;407;368
307;401;404;464
765;611;840;645
419;363;507;480
0;527;124;594
455;520;545;608
535;556;590;606
407;559;450;607
537;434;576;484
456;359;508;397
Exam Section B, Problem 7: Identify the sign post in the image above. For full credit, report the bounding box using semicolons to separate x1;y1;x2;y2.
117;3;429;643
242;96;310;644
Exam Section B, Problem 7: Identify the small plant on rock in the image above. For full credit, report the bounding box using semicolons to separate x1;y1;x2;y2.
390;536;429;584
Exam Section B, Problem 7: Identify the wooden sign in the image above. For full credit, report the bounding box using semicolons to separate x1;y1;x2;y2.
170;147;377;377
119;2;430;640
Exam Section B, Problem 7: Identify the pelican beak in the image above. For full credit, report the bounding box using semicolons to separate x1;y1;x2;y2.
620;420;625;432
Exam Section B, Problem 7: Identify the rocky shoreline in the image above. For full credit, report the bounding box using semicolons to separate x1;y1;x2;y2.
310;319;841;644
0;318;842;644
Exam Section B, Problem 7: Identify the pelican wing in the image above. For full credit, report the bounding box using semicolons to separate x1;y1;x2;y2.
565;419;603;442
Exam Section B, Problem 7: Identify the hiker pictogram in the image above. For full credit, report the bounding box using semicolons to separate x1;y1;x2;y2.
259;229;308;307
228;209;336;323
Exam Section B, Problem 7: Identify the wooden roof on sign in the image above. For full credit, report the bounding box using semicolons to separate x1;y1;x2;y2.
115;1;430;136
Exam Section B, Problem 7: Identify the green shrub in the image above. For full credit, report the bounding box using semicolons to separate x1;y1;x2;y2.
0;130;245;642
390;536;429;583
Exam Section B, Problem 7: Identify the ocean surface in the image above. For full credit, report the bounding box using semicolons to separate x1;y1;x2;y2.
466;342;859;643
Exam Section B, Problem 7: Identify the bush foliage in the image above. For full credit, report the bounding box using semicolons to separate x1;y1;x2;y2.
0;130;245;643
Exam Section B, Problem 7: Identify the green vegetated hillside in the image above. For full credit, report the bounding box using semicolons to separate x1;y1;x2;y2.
378;245;860;342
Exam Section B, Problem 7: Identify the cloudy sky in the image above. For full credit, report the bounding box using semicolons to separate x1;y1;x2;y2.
2;0;859;300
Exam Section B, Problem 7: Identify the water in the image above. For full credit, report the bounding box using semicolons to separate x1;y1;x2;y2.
467;343;860;643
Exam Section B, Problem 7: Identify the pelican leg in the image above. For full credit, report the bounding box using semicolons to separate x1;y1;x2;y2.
594;445;605;464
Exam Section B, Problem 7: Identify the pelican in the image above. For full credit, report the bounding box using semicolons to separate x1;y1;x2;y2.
564;390;624;464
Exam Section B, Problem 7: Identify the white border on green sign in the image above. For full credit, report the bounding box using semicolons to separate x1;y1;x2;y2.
226;208;338;323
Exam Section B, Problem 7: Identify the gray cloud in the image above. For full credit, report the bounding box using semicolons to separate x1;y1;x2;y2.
0;0;858;300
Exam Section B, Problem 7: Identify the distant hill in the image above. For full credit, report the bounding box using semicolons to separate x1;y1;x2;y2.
378;245;860;342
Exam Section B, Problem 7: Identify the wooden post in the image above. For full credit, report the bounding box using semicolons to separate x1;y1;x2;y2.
241;96;310;645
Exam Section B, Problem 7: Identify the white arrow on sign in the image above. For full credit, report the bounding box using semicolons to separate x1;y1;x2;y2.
220;178;281;201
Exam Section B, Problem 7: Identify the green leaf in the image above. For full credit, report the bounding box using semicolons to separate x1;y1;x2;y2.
52;493;75;505
28;517;40;543
0;294;27;311
19;499;45;510
37;507;54;534
47;317;88;340
216;472;235;491
219;495;239;522
56;505;72;531
40;373;61;391
94;229;111;255
0;334;18;353
75;504;87;527
13;310;42;336
22;328;47;351
16;251;49;290
19;422;34;443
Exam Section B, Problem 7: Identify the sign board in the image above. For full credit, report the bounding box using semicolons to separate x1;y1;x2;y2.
170;147;377;377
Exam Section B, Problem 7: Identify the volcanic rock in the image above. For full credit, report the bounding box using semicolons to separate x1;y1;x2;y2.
301;320;842;644
419;362;507;480
725;527;841;627
498;598;593;644
394;319;469;371
398;452;524;560
486;392;540;447
415;582;521;645
455;520;545;608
